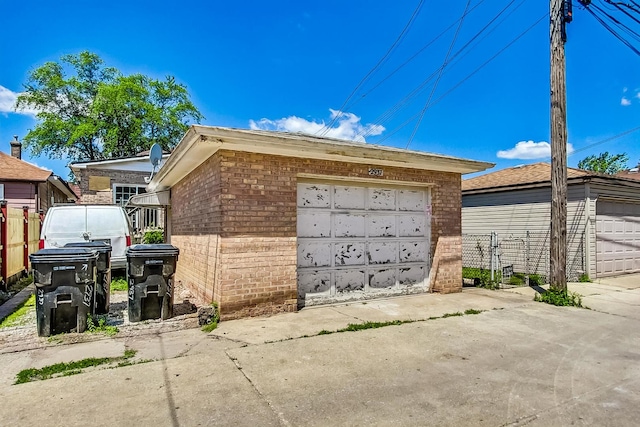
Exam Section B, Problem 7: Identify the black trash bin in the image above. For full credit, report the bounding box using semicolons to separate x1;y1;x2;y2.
65;242;112;314
126;244;179;322
29;248;98;337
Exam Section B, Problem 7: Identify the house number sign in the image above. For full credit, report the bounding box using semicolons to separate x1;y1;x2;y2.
368;168;384;177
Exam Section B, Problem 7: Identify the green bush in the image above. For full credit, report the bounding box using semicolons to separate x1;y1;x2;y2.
528;274;544;286
462;267;501;289
143;228;164;244
578;273;591;283
534;288;583;307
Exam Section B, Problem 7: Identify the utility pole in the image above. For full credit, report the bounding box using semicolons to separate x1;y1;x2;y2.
550;0;571;291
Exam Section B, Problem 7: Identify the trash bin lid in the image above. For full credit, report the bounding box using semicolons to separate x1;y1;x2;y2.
29;248;99;263
126;244;179;257
64;241;112;254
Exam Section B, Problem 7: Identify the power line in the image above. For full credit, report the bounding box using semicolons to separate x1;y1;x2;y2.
374;13;547;145
317;0;425;136
406;0;472;149
579;0;640;55
343;0;490;113
568;126;640;156
358;0;527;141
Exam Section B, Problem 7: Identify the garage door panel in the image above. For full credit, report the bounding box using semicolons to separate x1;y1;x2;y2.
369;268;396;289
335;270;365;293
399;266;425;286
596;200;640;276
334;186;366;209
398;216;426;237
368;188;396;210
298;271;332;298
298;184;331;208
335;214;366;237
398;190;425;211
298;212;331;237
400;241;428;263
334;242;366;266
368;215;396;237
297;242;332;268
367;242;398;264
298;182;430;304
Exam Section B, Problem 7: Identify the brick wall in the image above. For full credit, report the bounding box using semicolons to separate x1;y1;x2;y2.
171;150;462;318
74;168;149;204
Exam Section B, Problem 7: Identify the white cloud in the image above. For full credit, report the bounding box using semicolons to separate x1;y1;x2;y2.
497;140;575;160
249;109;384;143
621;97;632;106
0;85;39;116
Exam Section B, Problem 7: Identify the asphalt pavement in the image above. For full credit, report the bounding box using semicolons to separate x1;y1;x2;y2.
0;276;639;427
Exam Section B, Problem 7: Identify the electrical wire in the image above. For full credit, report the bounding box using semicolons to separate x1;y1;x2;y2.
581;1;640;55
317;0;425;136
357;0;527;140
568;126;640;156
343;0;490;113
406;0;472;149
374;13;547;145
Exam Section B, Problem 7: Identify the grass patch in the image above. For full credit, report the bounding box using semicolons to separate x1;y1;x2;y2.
291;309;486;340
86;314;119;336
534;288;583;307
110;277;127;293
441;311;463;318
15;350;138;384
0;294;36;329
463;267;501;289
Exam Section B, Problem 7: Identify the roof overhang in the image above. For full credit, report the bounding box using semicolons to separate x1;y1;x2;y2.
463;175;640;195
149;126;495;191
47;175;78;201
70;154;170;172
126;190;170;207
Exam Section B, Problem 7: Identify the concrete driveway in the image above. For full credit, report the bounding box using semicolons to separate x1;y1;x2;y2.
0;277;639;426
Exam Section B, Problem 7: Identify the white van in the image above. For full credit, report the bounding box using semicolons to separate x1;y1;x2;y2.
39;205;133;270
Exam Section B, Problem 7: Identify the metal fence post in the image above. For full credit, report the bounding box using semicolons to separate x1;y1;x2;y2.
526;231;530;286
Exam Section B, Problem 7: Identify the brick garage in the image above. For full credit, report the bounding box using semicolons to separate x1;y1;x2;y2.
148;126;492;319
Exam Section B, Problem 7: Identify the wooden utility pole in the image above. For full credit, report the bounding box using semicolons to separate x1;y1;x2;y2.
550;0;569;291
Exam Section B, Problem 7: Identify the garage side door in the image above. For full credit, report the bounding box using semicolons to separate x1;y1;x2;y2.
596;200;640;276
297;182;431;305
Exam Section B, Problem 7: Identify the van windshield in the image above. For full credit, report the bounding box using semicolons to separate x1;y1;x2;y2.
87;208;126;233
47;208;86;232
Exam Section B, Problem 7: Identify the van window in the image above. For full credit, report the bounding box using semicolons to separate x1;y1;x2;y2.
47;208;86;232
86;208;126;233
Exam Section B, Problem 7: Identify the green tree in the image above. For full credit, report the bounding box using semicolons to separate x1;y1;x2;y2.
15;51;203;162
577;152;629;175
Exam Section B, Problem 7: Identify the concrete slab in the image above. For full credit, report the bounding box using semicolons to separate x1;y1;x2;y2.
0;348;281;427
229;304;640;427
1;279;639;426
211;288;533;345
594;273;640;290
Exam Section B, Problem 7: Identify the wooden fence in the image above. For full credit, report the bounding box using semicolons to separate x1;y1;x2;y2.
0;202;42;289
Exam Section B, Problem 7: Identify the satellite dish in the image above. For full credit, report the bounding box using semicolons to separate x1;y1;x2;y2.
149;143;163;171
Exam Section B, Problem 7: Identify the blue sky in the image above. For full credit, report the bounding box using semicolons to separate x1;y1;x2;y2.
1;1;639;179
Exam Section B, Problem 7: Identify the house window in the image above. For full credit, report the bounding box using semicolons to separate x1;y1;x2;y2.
0;184;4;200
113;184;160;232
114;185;146;206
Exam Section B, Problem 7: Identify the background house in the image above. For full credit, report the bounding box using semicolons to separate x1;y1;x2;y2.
70;151;169;233
133;126;493;319
462;162;640;281
0;137;77;212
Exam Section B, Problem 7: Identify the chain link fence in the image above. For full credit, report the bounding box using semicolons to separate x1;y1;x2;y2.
462;231;585;288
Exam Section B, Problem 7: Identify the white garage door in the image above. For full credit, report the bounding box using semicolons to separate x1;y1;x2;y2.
297;182;431;305
596;200;640;276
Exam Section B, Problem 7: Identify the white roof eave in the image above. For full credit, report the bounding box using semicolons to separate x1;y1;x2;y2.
149;126;494;191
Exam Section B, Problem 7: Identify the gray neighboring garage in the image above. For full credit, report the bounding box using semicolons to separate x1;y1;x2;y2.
462;162;640;279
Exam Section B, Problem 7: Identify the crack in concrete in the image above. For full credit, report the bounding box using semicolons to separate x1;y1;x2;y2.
224;349;290;427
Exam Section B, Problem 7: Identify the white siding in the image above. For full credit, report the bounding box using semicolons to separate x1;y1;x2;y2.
462;185;588;280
